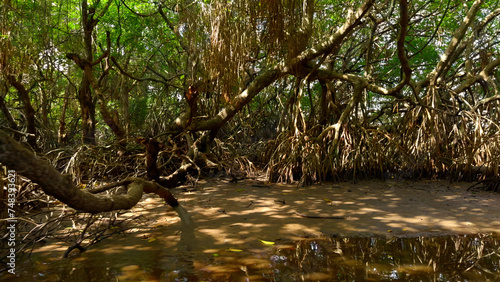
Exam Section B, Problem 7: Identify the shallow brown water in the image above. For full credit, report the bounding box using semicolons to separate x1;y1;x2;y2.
5;233;500;281
3;179;500;281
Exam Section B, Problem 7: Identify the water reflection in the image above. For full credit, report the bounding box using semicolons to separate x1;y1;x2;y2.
262;233;500;281
197;233;500;281
5;233;500;281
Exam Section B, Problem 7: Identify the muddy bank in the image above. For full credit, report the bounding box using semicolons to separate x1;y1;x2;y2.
166;178;500;241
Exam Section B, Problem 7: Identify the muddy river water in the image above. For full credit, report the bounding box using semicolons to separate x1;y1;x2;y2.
4;179;500;281
9;232;500;281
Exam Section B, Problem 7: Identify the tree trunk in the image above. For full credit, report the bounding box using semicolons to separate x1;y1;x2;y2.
70;0;122;143
318;80;329;126
58;83;72;144
76;0;98;144
78;74;96;145
0;88;18;132
120;75;132;136
6;75;37;149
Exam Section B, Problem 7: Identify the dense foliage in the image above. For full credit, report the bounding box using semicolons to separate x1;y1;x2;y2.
1;0;500;183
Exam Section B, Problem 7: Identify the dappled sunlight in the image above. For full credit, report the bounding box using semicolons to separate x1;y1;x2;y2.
357;207;384;214
16;232;499;281
10;178;500;281
4;0;500;280
178;179;500;239
32;242;68;254
437;219;475;230
282;223;321;235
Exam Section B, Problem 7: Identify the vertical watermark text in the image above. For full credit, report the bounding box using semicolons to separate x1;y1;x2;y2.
5;169;17;274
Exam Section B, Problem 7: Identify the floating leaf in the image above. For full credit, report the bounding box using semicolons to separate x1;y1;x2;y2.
213;253;219;257
227;248;243;252
387;230;392;233
259;240;275;245
236;189;245;192
324;198;332;202
148;237;157;243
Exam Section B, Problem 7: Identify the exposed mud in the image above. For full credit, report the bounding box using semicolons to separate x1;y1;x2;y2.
171;178;500;239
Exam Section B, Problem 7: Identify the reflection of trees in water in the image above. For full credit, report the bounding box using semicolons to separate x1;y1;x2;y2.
267;234;500;281
7;231;499;280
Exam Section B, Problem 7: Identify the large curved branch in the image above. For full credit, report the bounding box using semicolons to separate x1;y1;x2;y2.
313;68;406;100
0;130;178;213
187;68;283;131
361;0;411;97
6;76;37;149
415;4;499;93
394;0;411;87
183;0;375;133
451;57;500;110
428;0;483;85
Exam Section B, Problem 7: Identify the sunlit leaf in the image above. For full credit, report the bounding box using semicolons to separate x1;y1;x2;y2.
148;238;157;243
259;240;275;245
227;248;243;252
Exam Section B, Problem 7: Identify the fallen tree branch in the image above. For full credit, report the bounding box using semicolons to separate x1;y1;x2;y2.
0;130;178;213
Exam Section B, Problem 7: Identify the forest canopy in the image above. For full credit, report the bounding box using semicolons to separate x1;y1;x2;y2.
1;0;500;188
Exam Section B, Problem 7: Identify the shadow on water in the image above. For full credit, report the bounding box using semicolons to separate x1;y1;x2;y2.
6;232;499;281
264;234;500;281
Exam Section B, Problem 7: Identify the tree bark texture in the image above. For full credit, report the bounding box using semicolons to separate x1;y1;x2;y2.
0;130;178;213
6;75;37;149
